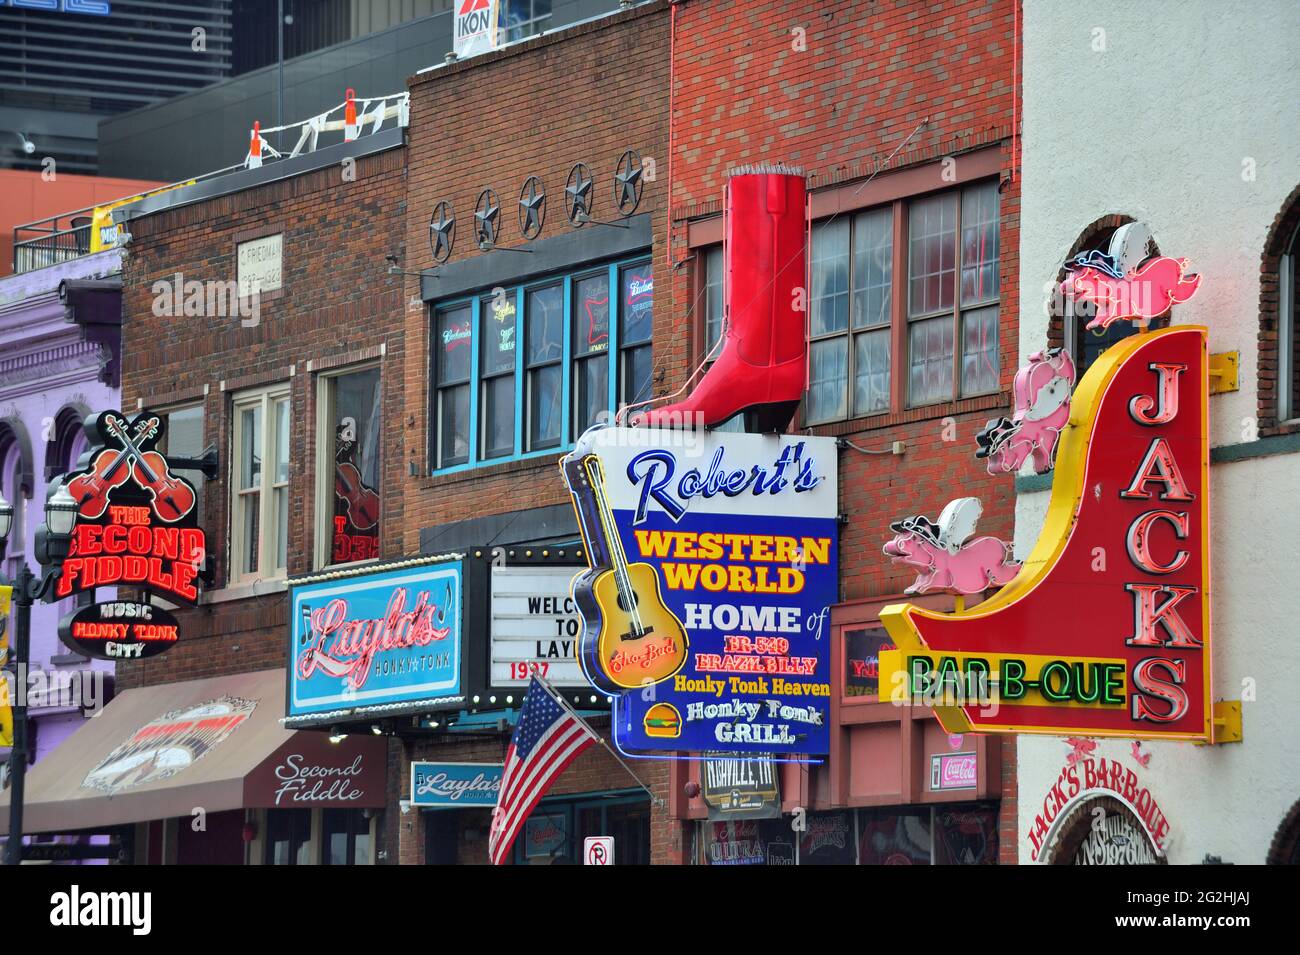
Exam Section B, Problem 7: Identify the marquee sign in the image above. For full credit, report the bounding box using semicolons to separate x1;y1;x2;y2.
880;327;1211;741
561;427;838;756
287;556;465;721
489;565;586;688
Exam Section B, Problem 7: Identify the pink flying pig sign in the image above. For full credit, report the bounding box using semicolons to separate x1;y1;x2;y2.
883;497;1019;596
976;348;1076;475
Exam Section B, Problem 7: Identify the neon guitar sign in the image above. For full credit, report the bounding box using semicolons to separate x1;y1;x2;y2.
562;450;688;694
58;410;207;606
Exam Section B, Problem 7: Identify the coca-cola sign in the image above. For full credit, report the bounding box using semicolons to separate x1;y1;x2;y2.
288;557;465;720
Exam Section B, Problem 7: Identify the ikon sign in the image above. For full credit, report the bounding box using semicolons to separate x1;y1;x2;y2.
881;327;1212;741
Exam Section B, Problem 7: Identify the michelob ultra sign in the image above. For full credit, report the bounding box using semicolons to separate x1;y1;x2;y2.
881;326;1212;741
562;427;838;756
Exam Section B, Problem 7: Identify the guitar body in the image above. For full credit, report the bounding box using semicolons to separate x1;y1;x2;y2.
584;563;689;691
335;462;380;529
133;451;195;522
68;448;132;519
563;447;691;695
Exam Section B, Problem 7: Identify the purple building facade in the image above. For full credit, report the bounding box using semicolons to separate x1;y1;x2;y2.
0;249;121;770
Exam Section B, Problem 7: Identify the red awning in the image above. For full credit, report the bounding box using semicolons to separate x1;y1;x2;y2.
0;668;387;834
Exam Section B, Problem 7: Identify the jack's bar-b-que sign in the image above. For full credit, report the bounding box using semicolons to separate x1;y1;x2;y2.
881;327;1212;741
56;410;206;661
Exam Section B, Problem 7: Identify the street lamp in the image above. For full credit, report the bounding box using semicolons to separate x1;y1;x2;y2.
0;481;77;865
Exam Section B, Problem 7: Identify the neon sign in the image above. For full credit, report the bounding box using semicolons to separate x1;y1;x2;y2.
58;410;207;608
880;327;1212;741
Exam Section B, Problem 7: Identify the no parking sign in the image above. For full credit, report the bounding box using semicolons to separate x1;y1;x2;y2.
584;836;614;866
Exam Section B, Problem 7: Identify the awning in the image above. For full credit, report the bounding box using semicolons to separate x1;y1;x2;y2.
0;668;387;835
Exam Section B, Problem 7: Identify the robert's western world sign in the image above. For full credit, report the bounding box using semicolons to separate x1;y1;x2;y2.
562;428;838;756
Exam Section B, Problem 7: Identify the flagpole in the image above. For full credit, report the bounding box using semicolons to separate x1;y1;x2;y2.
534;676;665;810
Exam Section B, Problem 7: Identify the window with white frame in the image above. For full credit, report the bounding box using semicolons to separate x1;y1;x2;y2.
429;256;653;472
316;365;380;568
230;385;290;582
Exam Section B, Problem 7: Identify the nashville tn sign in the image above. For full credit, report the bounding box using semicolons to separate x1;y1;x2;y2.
881;327;1212;741
57;410;206;660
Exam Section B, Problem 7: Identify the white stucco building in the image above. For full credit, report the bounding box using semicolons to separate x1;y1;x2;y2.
1015;0;1300;863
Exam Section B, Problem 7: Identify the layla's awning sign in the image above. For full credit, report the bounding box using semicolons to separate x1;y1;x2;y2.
881;327;1212;741
561;427;838;757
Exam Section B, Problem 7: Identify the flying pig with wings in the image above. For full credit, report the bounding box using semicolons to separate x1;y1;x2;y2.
883;497;1020;596
976;348;1076;475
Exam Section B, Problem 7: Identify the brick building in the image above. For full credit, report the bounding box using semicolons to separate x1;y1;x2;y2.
663;0;1021;864
4;0;1025;866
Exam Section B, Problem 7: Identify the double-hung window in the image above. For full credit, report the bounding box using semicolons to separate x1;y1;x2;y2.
429;256;653;472
231;385;290;582
804;178;1000;424
807;207;894;422
618;262;654;411
908;181;1000;402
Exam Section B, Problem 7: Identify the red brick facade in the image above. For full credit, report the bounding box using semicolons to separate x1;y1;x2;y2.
117;146;409;692
111;0;1024;865
667;0;1021;862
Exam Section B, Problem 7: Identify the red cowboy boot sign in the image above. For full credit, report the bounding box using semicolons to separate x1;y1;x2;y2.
880;327;1212;742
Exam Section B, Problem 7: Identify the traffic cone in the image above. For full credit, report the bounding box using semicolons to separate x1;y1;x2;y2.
248;121;262;169
633;165;808;432
344;88;359;142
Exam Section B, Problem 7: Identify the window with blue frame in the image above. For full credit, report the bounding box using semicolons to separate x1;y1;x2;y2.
429;256;654;472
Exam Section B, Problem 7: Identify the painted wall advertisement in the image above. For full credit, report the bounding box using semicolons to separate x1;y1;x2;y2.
489;565;586;688
288;557;464;720
881;328;1212;741
410;761;503;809
562;428;838;756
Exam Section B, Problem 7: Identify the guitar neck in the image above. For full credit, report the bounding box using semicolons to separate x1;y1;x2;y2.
584;456;634;579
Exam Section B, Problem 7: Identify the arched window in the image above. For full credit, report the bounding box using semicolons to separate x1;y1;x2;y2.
1049;216;1170;376
1260;184;1300;434
0;424;30;580
45;405;88;480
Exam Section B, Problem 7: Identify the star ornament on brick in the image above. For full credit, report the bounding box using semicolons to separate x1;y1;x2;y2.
565;162;593;226
518;175;546;240
475;188;500;246
614;149;644;216
428;200;455;263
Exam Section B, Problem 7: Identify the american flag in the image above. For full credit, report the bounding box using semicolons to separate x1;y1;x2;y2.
489;676;599;865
